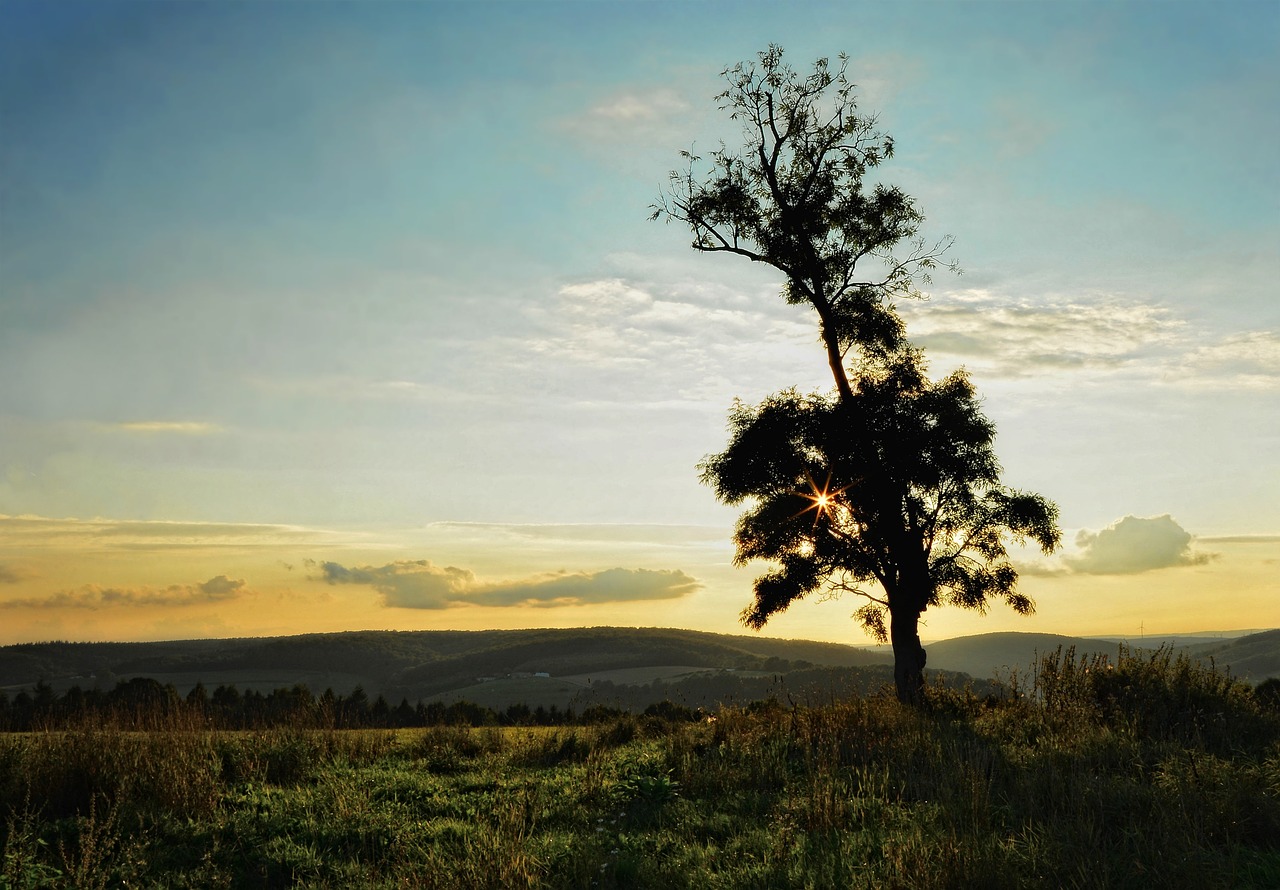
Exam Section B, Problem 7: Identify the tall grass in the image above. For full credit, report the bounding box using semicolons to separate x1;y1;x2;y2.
1;646;1277;888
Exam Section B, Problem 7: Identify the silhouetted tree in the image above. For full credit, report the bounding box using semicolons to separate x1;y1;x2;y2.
11;690;34;732
211;684;242;726
700;353;1058;703
658;47;1059;704
344;685;370;727
420;700;447;725
110;677;179;723
370;694;391;728
186;681;210;715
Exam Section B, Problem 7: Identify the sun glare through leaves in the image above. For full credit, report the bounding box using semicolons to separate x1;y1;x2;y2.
797;470;850;526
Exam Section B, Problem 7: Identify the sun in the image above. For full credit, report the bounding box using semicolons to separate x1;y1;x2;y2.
797;470;849;524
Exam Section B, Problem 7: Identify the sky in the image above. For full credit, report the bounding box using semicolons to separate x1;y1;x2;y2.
1;0;1277;648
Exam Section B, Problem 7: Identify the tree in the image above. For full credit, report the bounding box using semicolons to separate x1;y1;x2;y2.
656;47;1060;704
699;352;1059;703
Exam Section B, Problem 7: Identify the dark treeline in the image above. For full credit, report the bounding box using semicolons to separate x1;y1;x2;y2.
0;677;708;731
7;669;1276;732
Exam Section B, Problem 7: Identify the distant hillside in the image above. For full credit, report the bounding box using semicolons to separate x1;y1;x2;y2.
923;630;1280;683
923;633;1124;681
0;627;890;704
1190;629;1280;682
3;626;1272;710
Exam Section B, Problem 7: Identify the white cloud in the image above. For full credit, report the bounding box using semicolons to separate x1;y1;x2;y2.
1065;515;1214;575
587;89;691;123
1176;331;1280;391
902;289;1186;378
523;277;822;404
904;290;1280;391
560;86;697;147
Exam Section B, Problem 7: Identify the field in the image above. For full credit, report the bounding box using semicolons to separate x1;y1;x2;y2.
1;648;1278;889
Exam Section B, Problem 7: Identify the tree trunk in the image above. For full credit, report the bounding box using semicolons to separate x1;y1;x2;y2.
890;606;927;706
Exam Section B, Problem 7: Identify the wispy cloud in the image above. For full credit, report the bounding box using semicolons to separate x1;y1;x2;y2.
0;575;250;610
560;86;695;147
902;290;1186;378
904;291;1280;391
587;88;691;123
1197;534;1280;545
521;277;821;406
0;564;22;584
113;421;223;434
317;558;700;610
0;515;332;549
1176;331;1280;391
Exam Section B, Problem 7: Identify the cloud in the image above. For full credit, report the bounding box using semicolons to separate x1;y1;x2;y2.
904;292;1280;390
0;575;249;610
586;89;691;124
1177;331;1280;391
1197;534;1280;545
469;567;700;608
318;560;476;609
902;290;1186;378
0;515;332;550
0;564;22;584
318;559;700;610
1065;515;1215;575
560;86;695;146
520;277;824;406
113;421;222;434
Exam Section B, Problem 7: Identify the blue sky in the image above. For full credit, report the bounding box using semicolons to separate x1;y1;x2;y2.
1;1;1277;645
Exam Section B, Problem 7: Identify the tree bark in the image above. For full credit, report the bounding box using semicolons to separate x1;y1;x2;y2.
890;606;927;706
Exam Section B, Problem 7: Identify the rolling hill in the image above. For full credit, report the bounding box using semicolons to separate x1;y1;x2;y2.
1;626;1274;710
0;627;891;704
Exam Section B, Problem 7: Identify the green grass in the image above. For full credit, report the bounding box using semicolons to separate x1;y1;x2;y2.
1;647;1277;888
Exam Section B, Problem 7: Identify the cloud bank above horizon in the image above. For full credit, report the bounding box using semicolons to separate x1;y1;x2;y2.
316;560;700;610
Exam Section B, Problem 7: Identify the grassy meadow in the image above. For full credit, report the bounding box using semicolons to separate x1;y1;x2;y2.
1;647;1277;889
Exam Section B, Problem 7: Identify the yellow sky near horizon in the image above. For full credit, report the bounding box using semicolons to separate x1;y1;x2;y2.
1;514;1274;648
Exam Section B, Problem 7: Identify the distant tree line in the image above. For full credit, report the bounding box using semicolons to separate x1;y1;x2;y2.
6;672;1275;732
0;677;711;731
